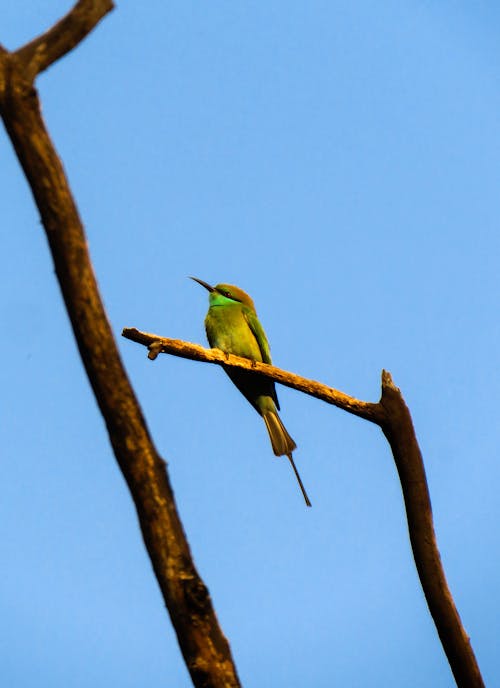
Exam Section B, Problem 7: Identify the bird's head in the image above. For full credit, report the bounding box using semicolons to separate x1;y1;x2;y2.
190;277;256;311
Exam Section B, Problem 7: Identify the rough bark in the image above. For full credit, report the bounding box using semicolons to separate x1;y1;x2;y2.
0;3;241;687
122;328;485;688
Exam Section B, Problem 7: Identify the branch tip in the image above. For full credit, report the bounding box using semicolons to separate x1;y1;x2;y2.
381;369;401;394
15;0;115;78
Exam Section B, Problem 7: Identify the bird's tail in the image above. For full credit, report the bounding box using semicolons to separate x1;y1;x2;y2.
263;412;311;507
263;410;296;456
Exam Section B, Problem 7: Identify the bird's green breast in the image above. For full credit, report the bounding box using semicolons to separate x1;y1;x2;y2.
205;304;264;362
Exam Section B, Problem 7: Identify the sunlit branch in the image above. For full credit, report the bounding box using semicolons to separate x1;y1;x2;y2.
123;326;485;688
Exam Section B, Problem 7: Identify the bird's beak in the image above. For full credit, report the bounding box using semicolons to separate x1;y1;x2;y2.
189;276;215;292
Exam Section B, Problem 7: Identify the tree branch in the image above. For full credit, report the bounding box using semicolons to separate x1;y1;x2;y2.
0;4;240;687
122;328;485;688
15;0;114;80
122;327;383;422
378;372;484;688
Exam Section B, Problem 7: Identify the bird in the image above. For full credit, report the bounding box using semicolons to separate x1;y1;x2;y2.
190;277;311;507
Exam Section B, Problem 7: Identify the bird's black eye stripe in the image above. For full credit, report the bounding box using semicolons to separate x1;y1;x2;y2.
216;287;241;302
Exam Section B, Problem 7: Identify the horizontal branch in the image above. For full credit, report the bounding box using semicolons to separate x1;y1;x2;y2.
123;327;485;688
15;0;114;80
121;328;385;423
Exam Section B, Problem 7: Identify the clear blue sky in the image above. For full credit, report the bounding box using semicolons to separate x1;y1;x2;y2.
2;2;499;686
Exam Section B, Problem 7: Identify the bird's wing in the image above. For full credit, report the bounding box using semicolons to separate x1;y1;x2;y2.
243;308;272;364
243;307;280;409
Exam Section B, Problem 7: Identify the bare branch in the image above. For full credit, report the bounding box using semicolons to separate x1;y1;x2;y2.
15;0;114;80
121;328;384;423
0;10;241;688
379;372;484;688
123;328;485;688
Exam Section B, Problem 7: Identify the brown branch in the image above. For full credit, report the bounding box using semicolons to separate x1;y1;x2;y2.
15;0;114;80
379;373;484;688
121;328;384;422
0;5;240;688
123;328;485;688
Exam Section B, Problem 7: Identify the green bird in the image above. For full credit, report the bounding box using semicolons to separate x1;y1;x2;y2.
191;277;311;507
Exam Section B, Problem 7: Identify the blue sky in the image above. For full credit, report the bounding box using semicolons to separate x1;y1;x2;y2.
1;2;499;686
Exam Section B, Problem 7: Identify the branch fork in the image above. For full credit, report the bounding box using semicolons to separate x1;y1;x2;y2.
122;326;485;688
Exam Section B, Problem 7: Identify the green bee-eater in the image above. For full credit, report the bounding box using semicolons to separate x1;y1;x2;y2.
191;277;311;507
